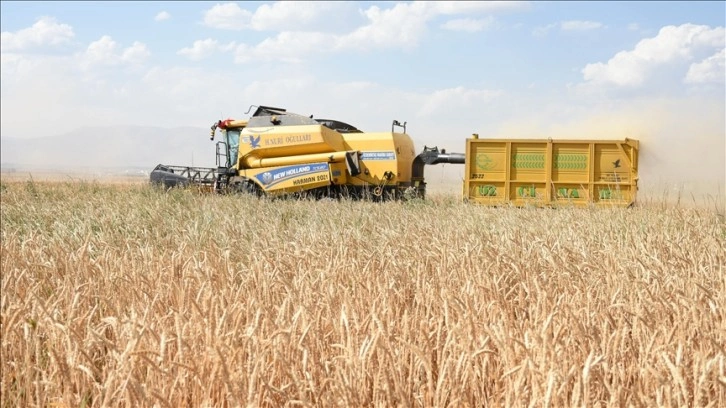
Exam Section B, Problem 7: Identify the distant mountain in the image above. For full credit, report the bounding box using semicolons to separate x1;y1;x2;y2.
1;125;219;171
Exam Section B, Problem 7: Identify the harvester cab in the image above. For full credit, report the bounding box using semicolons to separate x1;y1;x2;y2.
209;116;249;190
150;105;464;199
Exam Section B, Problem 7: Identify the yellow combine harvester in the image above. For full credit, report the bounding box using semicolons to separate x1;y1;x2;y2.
150;105;464;199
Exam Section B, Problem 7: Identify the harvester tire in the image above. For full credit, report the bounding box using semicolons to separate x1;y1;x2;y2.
230;180;262;197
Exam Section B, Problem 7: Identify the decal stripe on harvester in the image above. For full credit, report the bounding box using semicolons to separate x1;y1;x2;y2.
360;151;396;160
255;163;329;187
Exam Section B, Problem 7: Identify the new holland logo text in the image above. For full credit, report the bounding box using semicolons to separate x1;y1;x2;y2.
255;163;328;187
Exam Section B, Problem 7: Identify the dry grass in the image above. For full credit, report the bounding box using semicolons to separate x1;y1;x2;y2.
1;180;724;407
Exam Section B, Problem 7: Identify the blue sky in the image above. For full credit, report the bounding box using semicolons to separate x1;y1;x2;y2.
1;1;724;185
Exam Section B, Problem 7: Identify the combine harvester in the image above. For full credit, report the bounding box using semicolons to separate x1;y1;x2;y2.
150;105;639;207
151;105;463;200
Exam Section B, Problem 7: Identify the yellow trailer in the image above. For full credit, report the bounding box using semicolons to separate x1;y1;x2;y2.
464;136;639;207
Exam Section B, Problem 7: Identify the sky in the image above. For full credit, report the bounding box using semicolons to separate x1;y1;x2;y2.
1;1;724;193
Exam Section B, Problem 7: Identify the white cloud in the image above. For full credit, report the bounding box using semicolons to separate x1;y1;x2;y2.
122;41;152;64
418;86;503;116
533;23;557;37
534;20;604;36
202;2;362;33
337;2;524;49
685;48;726;84
337;2;431;50
441;17;495;33
582;24;725;87
80;36;151;69
423;1;528;15
216;2;430;54
560;20;604;31
231;2;440;62
0;53;38;77
333;1;522;51
0;16;74;51
83;36;118;63
210;1;525;59
155;11;171;21
178;38;236;61
246;2;352;32
234;32;330;64
628;23;640;31
203;3;253;30
203;1;525;33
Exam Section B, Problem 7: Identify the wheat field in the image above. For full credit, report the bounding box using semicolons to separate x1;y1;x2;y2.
1;180;724;407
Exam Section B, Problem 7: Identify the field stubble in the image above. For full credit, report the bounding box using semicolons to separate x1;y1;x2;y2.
1;180;725;407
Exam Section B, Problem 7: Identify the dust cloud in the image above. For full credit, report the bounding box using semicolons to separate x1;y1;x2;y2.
421;96;725;206
494;97;725;205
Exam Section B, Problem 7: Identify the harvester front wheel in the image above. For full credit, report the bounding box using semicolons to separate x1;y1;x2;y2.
230;179;262;197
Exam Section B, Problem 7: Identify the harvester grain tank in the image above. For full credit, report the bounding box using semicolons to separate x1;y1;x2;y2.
150;106;464;199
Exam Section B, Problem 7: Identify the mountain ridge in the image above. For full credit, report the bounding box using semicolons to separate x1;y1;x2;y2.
1;125;217;171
